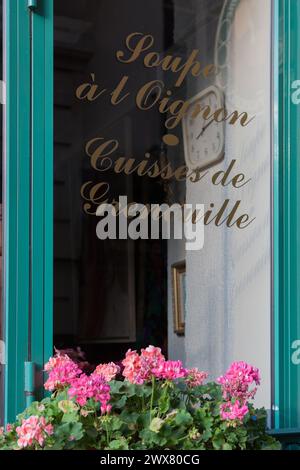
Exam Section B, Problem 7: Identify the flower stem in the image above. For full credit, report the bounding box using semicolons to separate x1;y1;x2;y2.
141;394;145;412
149;376;155;425
105;420;110;447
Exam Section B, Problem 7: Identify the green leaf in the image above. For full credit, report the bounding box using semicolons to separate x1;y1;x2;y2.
112;395;127;409
108;439;129;450
222;442;233;450
202;429;213;442
86;427;98;439
139;429;167;447
158;394;170;415
212;432;225;450
174;410;193;427
109;380;124;394
61;412;79;423
260;437;282;450
120;411;140;425
110;417;123;431
55;422;84;443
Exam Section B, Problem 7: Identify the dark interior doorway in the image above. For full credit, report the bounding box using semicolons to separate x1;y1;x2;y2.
53;0;174;365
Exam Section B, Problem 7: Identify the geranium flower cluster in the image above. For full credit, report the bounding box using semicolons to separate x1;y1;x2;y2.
218;361;260;402
220;401;249;421
68;373;111;413
0;424;13;437
217;361;261;422
44;353;112;414
44;353;82;391
94;362;120;382
186;368;208;388
16;416;53;448
152;360;188;380
121;346;207;386
44;351;260;426
122;347;188;384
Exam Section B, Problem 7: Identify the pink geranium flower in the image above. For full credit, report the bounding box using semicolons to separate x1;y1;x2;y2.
217;361;260;403
122;349;143;384
140;346;165;369
220;401;249;421
153;360;188;381
44;354;82;392
122;346;165;384
16;416;53;449
6;424;13;433
44;353;71;372
186;368;208;388
94;362;120;382
139;346;165;381
68;373;111;413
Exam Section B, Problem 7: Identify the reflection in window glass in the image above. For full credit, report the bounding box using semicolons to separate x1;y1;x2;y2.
53;0;272;409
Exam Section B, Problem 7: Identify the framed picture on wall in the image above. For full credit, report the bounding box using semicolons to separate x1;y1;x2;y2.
171;261;186;336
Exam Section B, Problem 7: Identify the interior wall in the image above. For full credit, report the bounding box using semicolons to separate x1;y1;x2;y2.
168;0;272;409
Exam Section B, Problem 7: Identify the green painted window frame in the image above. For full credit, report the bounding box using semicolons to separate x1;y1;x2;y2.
273;0;300;430
2;0;300;430
3;0;53;423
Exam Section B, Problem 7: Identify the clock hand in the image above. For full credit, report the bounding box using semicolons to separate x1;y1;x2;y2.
196;118;215;140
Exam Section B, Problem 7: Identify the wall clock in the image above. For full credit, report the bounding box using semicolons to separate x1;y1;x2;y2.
182;85;225;171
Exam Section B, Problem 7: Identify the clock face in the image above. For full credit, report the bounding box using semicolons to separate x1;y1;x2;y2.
182;85;225;171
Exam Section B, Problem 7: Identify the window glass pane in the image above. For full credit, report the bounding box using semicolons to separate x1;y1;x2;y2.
53;0;272;409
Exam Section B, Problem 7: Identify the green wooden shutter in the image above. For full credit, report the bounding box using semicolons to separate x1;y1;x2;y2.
273;0;300;429
4;0;31;423
4;0;53;423
31;0;53;402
